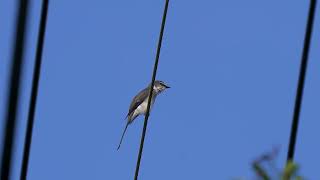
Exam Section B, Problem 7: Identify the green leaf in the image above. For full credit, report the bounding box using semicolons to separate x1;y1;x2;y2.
282;161;299;180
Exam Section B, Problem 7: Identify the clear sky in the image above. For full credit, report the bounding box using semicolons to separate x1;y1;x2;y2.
1;0;320;179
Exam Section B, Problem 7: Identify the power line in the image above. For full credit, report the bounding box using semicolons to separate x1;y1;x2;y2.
0;0;30;179
287;0;317;162
134;0;170;179
20;1;49;179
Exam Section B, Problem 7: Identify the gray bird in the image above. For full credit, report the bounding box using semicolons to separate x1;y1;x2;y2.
117;80;170;150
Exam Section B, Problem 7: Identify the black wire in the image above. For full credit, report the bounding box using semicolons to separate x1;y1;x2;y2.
20;1;49;179
287;0;317;162
0;0;30;179
133;0;170;179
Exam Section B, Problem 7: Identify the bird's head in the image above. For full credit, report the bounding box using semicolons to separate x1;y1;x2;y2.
153;80;170;93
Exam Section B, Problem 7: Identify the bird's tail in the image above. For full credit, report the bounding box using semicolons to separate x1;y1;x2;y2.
117;122;129;150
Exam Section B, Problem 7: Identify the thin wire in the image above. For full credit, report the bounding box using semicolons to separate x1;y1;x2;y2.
20;1;49;179
0;0;30;179
134;0;170;179
287;0;317;162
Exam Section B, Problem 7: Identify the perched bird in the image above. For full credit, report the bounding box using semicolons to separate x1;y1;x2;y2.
117;80;170;150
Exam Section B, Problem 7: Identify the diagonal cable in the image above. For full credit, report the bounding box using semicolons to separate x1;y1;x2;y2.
287;0;317;162
134;0;170;179
0;0;30;179
20;1;49;179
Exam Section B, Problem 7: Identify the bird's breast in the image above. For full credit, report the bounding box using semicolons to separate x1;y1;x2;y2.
137;97;155;114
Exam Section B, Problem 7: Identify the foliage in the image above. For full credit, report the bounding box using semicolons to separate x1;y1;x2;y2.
235;148;305;180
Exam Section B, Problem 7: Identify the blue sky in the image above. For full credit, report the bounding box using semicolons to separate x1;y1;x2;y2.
1;0;320;179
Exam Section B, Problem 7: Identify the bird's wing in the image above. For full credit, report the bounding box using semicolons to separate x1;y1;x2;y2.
127;87;150;116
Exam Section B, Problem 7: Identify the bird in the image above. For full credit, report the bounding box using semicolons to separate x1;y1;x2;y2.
117;80;170;150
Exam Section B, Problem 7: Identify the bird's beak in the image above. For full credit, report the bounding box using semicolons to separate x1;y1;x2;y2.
165;85;170;88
